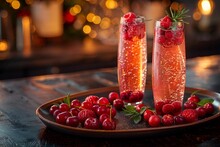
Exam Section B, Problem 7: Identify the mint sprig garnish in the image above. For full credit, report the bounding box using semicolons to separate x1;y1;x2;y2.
123;105;147;124
197;98;214;106
63;94;71;107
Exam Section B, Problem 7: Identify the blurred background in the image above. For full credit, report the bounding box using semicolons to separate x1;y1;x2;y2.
0;0;219;80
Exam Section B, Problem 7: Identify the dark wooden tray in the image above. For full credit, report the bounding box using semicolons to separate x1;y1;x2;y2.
36;86;220;138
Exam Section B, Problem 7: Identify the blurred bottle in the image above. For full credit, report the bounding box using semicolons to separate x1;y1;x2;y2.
31;0;63;46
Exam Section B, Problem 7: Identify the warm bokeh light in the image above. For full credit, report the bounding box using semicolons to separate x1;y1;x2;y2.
198;0;214;15
83;25;92;34
105;0;118;9
92;15;101;24
70;5;81;15
193;11;202;21
6;0;13;3
0;41;8;52
86;13;95;22
89;30;97;38
100;17;110;29
25;0;32;5
11;0;20;9
73;14;85;30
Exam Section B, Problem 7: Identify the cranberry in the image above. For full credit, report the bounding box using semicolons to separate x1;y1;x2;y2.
172;101;182;113
81;101;93;110
162;114;174;126
181;109;198;123
99;114;110;124
113;99;124;110
97;97;110;106
148;115;161;127
123;12;136;23
49;105;59;115
155;101;165;115
188;95;200;103
53;109;62;118
160;16;172;29
69;107;80;116
184;101;197;109
59;103;70;112
174;115;185;125
129;91;144;103
203;103;215;115
196;106;207;118
78;109;96;124
102;118;116;130
56;111;71;124
92;104;99;113
120;91;131;101
71;99;81;108
165;31;173;39
162;104;174;114
143;109;154;122
85;95;99;104
158;36;166;45
108;92;120;104
96;105;108;116
66;116;79;127
84;117;100;129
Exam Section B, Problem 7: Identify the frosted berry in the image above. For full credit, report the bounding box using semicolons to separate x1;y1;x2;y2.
84;117;100;129
81;101;93;110
165;31;173;39
85;95;99;104
102;118;116;130
188;95;200;103
78;109;96;124
162;114;174;126
123;12;136;23
160;16;172;29
181;109;198;123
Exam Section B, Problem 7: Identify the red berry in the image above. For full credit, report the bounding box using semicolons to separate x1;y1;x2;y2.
69;107;80;116
113;99;124;110
71;99;81;108
81;101;93;110
97;97;110;106
162;104;174;114
158;36;166;44
123;12;136;23
143;109;154;122
165;31;173;39
181;109;198;123
162;114;174;126
53;109;62;118
148;115;161;127
85;95;99;104
171;101;182;114
155;101;165;115
129;91;144;103
66;116;79;127
108;92;120;104
120;91;131;101
102;118;116;130
92;104;99;113
184;101;197;109
203;103;214;114
49;105;59;115
196;106;207;118
160;16;172;29
188;95;200;103
78;109;96;124
99;114;110;124
84;117;100;129
59;103;70;112
56;111;71;124
96;105;108;116
174;115;185;125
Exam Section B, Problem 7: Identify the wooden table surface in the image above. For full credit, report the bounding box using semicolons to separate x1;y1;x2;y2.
0;55;219;146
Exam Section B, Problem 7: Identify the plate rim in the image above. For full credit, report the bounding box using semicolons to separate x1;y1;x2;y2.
36;86;220;137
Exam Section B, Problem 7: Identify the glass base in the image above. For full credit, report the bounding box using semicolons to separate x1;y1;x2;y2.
124;100;143;106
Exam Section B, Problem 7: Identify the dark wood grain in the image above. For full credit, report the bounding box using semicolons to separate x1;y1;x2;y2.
0;55;219;146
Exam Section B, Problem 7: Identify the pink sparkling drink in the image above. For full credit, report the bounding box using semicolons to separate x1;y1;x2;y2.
118;13;147;105
152;20;186;114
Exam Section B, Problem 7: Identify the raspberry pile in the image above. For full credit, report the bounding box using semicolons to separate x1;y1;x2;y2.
49;92;124;130
157;16;184;47
121;12;145;41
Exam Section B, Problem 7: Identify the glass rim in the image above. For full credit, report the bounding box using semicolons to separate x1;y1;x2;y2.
155;20;184;29
120;16;145;24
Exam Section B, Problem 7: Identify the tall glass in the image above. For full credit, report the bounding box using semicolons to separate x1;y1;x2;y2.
152;21;186;114
118;16;147;105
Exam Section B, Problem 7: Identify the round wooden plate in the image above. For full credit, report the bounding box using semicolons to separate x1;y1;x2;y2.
36;86;220;138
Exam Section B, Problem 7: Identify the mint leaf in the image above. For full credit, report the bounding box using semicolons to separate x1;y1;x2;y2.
63;94;71;107
197;98;214;106
123;105;142;124
133;115;142;124
140;106;147;114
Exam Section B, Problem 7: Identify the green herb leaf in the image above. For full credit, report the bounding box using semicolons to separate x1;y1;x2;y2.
197;98;214;106
140;106;147;115
133;115;142;124
63;94;71;107
123;105;142;124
